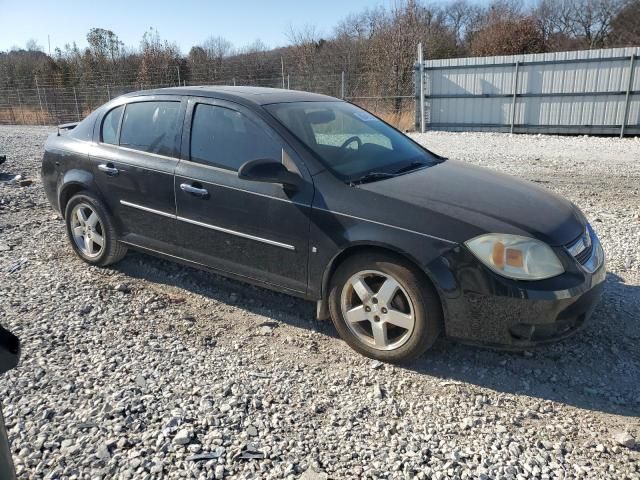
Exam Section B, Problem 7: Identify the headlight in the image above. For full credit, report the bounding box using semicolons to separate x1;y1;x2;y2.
465;234;564;280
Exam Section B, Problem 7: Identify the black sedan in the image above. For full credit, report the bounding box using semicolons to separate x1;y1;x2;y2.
41;87;605;362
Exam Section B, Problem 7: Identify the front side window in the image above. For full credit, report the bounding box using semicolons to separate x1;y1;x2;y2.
190;104;281;171
119;101;181;157
101;106;123;145
265;101;439;182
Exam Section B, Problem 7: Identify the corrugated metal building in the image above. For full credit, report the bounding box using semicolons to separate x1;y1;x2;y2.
419;47;639;136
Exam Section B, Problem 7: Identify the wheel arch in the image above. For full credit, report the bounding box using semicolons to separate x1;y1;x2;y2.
317;242;443;320
58;170;97;218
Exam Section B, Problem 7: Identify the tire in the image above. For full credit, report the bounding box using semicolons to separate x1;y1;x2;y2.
328;252;442;363
64;192;127;267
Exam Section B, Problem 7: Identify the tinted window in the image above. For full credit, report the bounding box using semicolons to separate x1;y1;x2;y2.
190;104;281;171
101;106;123;144
68;109;99;141
120;101;181;156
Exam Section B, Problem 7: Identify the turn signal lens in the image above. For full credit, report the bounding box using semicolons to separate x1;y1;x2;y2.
465;234;564;280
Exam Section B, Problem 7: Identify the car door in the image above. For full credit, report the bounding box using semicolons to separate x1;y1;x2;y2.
174;97;313;294
89;96;185;253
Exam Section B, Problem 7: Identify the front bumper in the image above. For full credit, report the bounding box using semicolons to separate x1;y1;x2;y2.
433;229;606;348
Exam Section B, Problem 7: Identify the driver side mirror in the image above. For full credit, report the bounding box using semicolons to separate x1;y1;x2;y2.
238;158;304;191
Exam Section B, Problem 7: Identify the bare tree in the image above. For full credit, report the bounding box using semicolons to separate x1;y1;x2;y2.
25;39;43;52
609;0;640;45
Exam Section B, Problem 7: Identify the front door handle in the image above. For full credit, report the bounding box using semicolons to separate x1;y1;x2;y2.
98;163;120;176
180;183;209;198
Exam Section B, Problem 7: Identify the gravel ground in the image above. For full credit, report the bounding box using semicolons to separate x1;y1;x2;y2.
0;125;639;479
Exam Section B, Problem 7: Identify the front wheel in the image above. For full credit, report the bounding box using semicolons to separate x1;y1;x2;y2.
328;252;442;363
64;192;127;266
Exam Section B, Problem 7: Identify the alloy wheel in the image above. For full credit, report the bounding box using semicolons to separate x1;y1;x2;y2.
340;269;415;351
70;203;105;258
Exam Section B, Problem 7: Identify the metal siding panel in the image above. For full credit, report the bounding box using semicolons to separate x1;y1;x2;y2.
423;46;640;134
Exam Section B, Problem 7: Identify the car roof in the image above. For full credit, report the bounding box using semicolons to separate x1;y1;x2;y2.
127;86;341;106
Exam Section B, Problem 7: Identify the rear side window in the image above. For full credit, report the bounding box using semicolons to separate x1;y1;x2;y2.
68;109;99;141
101;106;123;145
190;104;281;171
119;101;181;157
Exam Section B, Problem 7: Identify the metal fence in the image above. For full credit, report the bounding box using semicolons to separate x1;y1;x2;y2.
0;67;416;130
416;46;640;137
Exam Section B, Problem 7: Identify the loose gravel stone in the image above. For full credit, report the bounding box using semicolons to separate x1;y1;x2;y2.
613;431;637;449
0;126;639;479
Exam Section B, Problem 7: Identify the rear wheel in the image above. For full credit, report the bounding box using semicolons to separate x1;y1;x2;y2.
328;252;442;363
64;192;127;266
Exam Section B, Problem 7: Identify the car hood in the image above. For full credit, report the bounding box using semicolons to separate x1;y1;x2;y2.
358;159;585;246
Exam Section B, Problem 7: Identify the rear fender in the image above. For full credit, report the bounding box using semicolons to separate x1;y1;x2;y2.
57;169;96;218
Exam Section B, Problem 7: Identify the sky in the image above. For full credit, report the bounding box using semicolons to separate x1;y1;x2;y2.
0;0;494;54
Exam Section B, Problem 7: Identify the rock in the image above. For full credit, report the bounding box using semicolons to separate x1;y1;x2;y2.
0;242;10;252
370;360;383;370
60;439;74;449
18;179;33;187
115;283;131;293
299;467;329;480
508;442;522;457
372;383;383;400
214;465;225;479
247;425;258;437
257;325;274;335
174;429;192;445
612;431;636;449
135;374;146;389
96;444;111;461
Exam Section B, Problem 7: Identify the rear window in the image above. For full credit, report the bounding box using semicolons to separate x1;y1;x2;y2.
119;101;181;157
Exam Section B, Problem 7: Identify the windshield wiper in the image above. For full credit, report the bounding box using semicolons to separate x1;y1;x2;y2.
391;160;429;175
349;171;398;185
349;160;438;186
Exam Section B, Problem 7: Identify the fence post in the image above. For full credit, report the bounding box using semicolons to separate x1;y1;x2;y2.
621;54;636;139
73;87;80;121
341;71;345;99
107;85;111;101
417;43;425;134
35;76;45;126
176;65;181;87
287;74;290;90
281;56;285;89
16;88;25;125
510;61;520;134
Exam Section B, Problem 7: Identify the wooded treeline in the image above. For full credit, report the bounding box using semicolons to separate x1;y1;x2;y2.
0;0;638;125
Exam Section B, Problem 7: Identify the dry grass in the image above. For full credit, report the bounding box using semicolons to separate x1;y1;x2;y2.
376;109;415;131
0;106;50;125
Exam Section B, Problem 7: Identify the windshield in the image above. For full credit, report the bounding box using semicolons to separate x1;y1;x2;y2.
265;101;440;183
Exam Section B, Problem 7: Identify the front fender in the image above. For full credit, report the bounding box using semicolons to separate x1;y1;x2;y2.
308;207;457;302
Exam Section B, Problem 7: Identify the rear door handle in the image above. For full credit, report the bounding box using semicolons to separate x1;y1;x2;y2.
180;183;209;198
98;163;120;176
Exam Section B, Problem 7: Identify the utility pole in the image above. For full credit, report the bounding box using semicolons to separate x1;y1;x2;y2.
281;56;285;89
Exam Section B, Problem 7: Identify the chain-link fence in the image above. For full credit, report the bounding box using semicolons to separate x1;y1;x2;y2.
0;63;418;130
